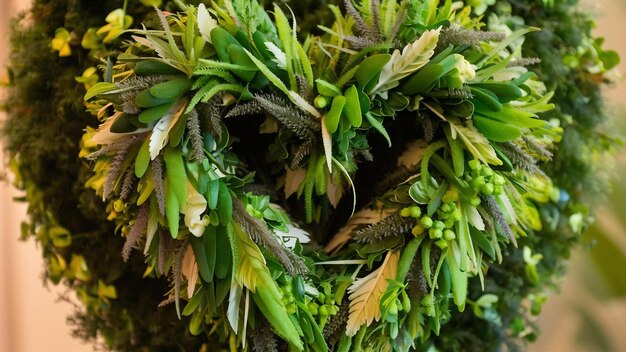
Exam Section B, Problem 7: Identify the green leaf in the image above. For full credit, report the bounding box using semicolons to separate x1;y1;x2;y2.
165;179;180;238
138;101;177;124
84;82;117;101
135;138;151;178
473;115;522;142
365;113;391;146
447;245;467;311
149;77;192;99
190;226;217;283
214;226;231;279
326;95;346;133
344;85;363;127
217;181;233;225
231;223;304;349
316;79;342;97
355;54;391;90
163;147;187;205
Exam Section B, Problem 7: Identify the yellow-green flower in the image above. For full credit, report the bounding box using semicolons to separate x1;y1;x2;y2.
97;9;133;43
81;28;101;50
140;0;162;6
51;28;72;57
75;67;100;90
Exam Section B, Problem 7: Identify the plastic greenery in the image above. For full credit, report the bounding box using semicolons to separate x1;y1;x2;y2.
2;0;619;351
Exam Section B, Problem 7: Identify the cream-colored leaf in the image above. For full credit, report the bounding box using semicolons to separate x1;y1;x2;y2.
371;28;441;96
149;101;185;160
265;41;287;68
288;91;320;118
397;139;428;168
284;167;306;198
181;245;198;299
180;181;209;237
346;251;400;336
227;279;242;333
326;175;344;208
143;208;159;254
466;205;485;231
91;112;151;145
197;3;217;44
324;203;393;254
321;115;333;172
275;223;311;249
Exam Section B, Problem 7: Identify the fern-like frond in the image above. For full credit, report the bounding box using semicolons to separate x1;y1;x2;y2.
522;136;553;160
508;57;542;67
346;250;400;336
353;212;414;243
371;27;441;96
325;205;393;254
119;163;136;201
250;316;279;352
103;136;139;199
498;142;547;177
233;199;308;276
151;155;166;216
439;27;506;48
255;94;320;139
186;109;205;163
157;229;171;275
482;195;516;246
122;203;149;262
343;0;377;39
225;100;264;119
290;138;314;169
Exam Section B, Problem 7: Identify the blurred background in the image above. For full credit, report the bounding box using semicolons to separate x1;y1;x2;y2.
0;0;624;351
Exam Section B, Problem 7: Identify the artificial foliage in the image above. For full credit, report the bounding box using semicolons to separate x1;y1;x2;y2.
2;0;619;351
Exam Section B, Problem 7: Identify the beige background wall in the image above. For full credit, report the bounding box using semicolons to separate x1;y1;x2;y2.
0;0;624;351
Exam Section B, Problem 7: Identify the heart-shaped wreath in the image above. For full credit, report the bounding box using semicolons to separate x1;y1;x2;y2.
4;0;619;351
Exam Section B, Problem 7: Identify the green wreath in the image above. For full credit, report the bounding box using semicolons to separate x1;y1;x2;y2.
3;0;619;351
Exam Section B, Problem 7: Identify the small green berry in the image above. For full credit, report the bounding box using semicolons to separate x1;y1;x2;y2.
400;208;411;217
314;96;328;109
481;167;494;177
429;228;443;239
319;305;329;317
409;206;422;218
412;225;425;236
471;176;486;190
494;174;505;186
433;220;445;230
435;239;449;249
468;159;481;171
420;216;433;229
444;230;456;241
470;197;481;206
481;183;495;196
